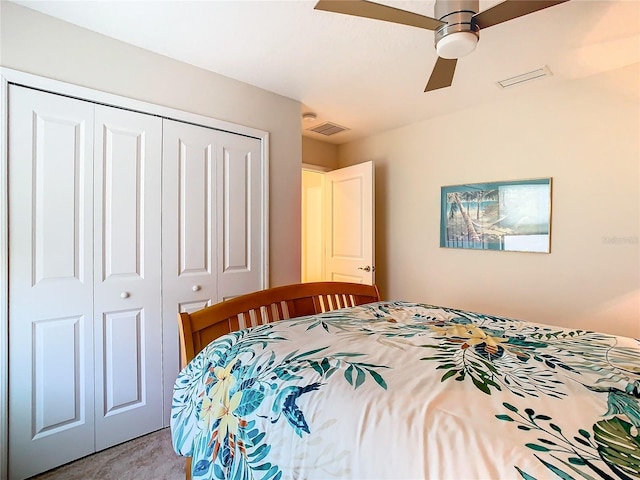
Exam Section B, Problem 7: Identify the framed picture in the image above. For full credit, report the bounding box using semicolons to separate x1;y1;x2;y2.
440;178;552;253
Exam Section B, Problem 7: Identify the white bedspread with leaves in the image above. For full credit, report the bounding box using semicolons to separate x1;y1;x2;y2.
171;301;640;480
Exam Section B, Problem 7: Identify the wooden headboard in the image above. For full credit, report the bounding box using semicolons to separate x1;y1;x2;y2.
178;281;380;368
176;281;380;479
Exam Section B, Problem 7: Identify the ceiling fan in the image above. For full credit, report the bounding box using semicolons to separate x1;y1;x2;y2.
314;0;569;92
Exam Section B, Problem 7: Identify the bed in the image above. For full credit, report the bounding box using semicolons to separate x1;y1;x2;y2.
171;282;640;479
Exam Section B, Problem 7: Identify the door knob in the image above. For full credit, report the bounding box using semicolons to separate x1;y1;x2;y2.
192;285;201;292
120;292;130;299
358;266;372;272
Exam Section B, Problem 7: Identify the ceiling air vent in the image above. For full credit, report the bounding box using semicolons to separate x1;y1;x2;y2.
307;122;349;136
497;66;552;89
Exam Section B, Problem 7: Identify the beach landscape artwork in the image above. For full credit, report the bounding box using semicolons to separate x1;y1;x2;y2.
440;178;552;253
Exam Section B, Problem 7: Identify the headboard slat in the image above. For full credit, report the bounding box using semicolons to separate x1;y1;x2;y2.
178;282;380;368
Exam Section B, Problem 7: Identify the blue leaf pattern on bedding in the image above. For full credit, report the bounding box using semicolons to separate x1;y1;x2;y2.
171;302;640;479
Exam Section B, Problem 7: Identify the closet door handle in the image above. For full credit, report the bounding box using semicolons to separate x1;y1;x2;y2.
120;292;130;299
192;285;201;292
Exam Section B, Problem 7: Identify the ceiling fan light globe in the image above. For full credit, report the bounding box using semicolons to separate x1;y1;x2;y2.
436;31;478;59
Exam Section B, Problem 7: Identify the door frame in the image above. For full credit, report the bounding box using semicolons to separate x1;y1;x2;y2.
0;67;270;479
301;162;375;285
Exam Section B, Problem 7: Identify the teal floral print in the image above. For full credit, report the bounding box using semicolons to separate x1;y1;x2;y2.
171;302;640;480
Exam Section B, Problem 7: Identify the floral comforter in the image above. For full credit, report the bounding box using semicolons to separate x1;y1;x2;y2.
171;301;640;479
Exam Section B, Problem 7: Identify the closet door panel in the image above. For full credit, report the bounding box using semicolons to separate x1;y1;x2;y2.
162;119;217;423
93;105;163;450
217;134;264;300
9;86;95;480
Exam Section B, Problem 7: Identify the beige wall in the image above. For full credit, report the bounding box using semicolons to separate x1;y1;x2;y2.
302;136;339;170
338;64;640;338
0;1;302;287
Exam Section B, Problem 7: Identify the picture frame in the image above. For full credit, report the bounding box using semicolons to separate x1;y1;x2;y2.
440;178;552;253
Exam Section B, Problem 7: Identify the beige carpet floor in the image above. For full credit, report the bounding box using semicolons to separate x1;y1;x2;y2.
31;428;185;479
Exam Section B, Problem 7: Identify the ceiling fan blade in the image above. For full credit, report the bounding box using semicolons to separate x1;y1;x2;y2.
425;57;457;92
473;0;569;29
314;0;444;31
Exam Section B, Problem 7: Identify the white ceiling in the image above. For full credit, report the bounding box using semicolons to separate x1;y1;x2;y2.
13;0;640;144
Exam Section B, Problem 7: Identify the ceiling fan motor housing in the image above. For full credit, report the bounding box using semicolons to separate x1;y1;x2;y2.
434;0;480;59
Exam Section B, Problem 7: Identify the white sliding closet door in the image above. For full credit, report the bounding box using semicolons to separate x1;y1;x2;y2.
8;87;164;479
161;120;265;423
216;132;265;301
162;119;218;422
8;87;96;479
93;106;163;449
6;76;268;478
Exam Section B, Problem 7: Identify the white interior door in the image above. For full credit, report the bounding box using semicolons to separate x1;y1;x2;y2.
8;86;96;479
162;119;218;423
93;105;163;450
323;161;375;285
